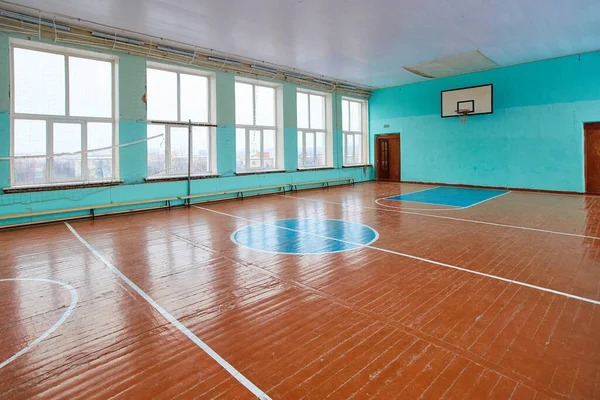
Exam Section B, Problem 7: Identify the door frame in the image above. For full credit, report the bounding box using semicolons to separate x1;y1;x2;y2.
584;122;600;193
375;133;401;182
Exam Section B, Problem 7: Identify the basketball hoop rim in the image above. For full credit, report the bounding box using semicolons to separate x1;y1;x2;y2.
455;109;471;124
455;109;473;116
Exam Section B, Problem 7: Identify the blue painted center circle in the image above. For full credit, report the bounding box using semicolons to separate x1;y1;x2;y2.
231;218;379;255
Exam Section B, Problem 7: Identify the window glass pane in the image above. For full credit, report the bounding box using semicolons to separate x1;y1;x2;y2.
236;128;246;171
249;130;261;169
354;134;362;164
316;132;325;166
350;101;362;132
169;127;189;175
180;74;208;123
342;100;349;132
342;134;346;164
297;131;304;167
305;131;315;166
147;68;178;121
297;92;309;129
53;123;82;182
13;119;47;185
255;85;275;126
87;122;113;180
13;48;65;115
192;127;209;174
69;56;112;118
344;133;354;165
309;95;325;130
14;120;46;156
147;124;166;176
235;82;253;125
263;130;276;169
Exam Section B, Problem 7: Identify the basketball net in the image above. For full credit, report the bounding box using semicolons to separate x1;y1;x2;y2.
456;109;470;125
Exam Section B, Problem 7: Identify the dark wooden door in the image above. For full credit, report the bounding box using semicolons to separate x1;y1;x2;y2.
376;135;400;182
585;123;600;193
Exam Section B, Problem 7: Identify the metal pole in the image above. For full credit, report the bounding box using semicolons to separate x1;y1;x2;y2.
187;119;192;205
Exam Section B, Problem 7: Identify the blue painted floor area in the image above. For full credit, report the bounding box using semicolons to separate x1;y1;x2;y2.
231;218;378;255
387;187;509;208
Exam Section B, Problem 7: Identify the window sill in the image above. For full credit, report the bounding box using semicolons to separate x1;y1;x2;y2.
144;174;220;182
3;180;123;194
235;169;286;176
297;166;335;172
342;164;372;169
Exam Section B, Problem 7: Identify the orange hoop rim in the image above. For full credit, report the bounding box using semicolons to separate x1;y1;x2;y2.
455;109;473;116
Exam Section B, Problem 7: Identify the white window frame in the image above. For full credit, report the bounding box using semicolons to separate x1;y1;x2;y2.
297;89;332;169
342;97;369;166
146;62;216;178
9;38;119;187
235;78;282;173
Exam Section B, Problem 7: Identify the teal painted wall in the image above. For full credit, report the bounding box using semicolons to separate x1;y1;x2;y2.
0;34;10;189
118;55;147;184
0;33;372;226
369;51;600;192
332;92;344;168
215;71;236;177
283;82;299;172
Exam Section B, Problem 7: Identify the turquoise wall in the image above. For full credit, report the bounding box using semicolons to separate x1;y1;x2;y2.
369;51;600;192
0;35;10;189
0;33;372;226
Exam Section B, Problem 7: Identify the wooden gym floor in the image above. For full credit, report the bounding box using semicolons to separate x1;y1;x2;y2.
0;182;599;399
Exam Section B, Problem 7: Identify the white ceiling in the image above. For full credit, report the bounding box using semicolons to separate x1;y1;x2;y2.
4;0;600;88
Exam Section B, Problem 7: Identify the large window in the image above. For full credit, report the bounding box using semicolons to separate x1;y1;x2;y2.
146;65;212;177
342;98;368;166
297;91;328;168
235;81;278;172
10;42;117;186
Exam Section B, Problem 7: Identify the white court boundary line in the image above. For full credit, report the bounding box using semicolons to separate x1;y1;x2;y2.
278;195;600;241
230;218;380;255
65;222;271;400
376;199;461;212
377;187;511;211
0;278;79;370
376;182;600;199
192;206;600;306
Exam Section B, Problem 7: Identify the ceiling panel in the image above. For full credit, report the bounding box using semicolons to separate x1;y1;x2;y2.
3;0;600;87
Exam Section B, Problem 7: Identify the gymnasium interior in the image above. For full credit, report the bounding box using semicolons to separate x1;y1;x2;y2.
0;0;599;399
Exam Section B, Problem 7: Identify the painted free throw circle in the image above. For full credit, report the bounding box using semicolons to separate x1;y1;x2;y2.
231;218;379;255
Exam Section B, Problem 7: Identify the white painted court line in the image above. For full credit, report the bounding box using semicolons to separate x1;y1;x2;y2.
0;278;79;370
192;205;600;306
278;195;600;241
375;198;462;212
376;189;511;211
65;222;271;400
387;186;441;197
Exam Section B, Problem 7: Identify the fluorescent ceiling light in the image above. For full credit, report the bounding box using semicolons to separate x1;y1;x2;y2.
1;10;70;31
285;72;307;80
251;64;278;74
339;84;356;90
313;78;332;85
207;56;241;66
92;31;143;46
157;46;195;57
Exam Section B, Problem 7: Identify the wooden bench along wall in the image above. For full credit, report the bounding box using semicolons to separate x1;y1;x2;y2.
289;178;355;192
0;178;355;228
